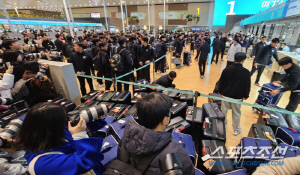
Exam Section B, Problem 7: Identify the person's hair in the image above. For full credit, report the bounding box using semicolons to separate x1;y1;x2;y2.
142;37;148;43
99;41;108;48
24;61;39;73
38;47;46;52
111;35;117;43
272;38;279;43
169;71;177;78
3;50;19;63
137;92;173;129
2;39;16;50
99;35;105;39
216;35;219;39
17;103;66;152
129;36;137;42
278;57;293;65
75;42;84;48
160;35;166;39
92;38;99;46
118;37;127;46
55;34;61;39
234;52;246;63
233;37;239;42
66;35;72;41
261;36;267;39
282;43;286;46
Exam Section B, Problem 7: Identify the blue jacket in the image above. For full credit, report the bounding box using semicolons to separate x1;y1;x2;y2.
25;130;105;175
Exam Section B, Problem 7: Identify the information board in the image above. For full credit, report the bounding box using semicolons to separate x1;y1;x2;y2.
159;10;187;20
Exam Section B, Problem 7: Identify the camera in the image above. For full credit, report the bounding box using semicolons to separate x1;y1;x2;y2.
67;104;109;127
0;119;22;147
0;97;13;105
24;53;42;60
14;37;21;40
49;51;62;56
29;44;38;48
159;153;183;175
35;65;48;80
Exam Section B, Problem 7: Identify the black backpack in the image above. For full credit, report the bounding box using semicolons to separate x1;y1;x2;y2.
111;48;126;72
103;146;159;175
65;43;74;58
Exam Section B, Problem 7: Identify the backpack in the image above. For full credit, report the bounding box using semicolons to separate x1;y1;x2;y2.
65;43;74;58
111;48;126;72
84;48;94;59
103;146;159;175
126;42;136;60
154;41;162;56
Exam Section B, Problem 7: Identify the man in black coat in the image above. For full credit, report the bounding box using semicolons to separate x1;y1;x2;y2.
174;34;185;68
251;38;279;86
196;38;210;78
126;36;139;80
118;92;195;175
54;34;63;52
211;35;223;64
137;37;154;82
69;42;94;96
220;33;228;61
271;57;300;112
152;71;176;88
219;52;251;136
155;35;168;74
249;36;266;77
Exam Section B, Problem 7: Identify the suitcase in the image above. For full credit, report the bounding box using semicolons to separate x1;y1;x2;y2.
111;91;131;104
257;110;289;132
203;117;226;141
271;71;287;87
248;124;276;142
131;92;148;104
202;103;225;120
81;90;103;103
172;56;182;64
165;116;190;132
170;100;188;118
208;93;222;109
107;104;131;119
277;142;300;158
162;88;180;99
172;132;197;165
100;135;118;166
133;79;149;92
200;140;235;174
284;114;300;129
110;116;135;142
255;83;283;107
275;127;300;147
99;102;115;111
0;101;29;127
179;90;194;106
183;51;191;65
149;84;164;93
96;91;117;102
86;116;116;137
124;104;138;119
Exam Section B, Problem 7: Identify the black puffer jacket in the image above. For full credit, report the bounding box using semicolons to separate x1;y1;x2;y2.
118;120;195;175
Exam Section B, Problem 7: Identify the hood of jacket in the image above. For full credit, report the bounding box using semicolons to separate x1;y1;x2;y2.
121;120;172;157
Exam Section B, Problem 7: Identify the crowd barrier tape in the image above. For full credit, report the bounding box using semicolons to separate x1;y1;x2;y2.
75;74;300;116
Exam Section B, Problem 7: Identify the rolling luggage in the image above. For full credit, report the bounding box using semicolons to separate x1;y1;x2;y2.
255;83;283;107
275;127;300;147
248;124;276;141
195;168;204;175
124;104;138;119
172;55;182;65
100;135;118;166
277;142;300;158
203;117;226;141
162;88;180;99
81;90;103;103
86;116;116;137
200;140;235;174
165;116;190;132
111;91;131;104
110;116;134;142
179;90;194;106
97;91;117;102
257;110;289;132
271;71;287;87
133;79;149;92
183;51;191;65
170;100;188;118
131;92;148;104
284;114;300;129
107;104;131;120
172;132;197;165
202;103;225;120
208;93;222;109
0;101;29;127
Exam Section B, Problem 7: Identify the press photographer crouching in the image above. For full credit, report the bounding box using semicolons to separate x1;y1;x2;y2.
105;92;194;175
17;102;106;175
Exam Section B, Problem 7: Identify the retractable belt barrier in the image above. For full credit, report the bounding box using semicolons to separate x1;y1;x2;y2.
76;74;300;116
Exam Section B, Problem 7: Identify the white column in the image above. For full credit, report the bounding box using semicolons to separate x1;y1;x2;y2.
62;0;74;37
148;0;150;32
103;0;109;31
66;0;75;27
125;1;129;29
120;0;125;32
164;0;166;32
0;0;13;31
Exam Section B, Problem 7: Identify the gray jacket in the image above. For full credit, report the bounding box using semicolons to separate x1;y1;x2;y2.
118;120;195;175
227;43;242;62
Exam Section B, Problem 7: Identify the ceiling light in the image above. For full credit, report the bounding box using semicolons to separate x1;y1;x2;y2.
37;0;40;2
131;2;132;3
75;5;77;6
80;5;81;6
85;4;86;6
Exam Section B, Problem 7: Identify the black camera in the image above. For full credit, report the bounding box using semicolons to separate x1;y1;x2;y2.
67;104;109;127
35;65;48;80
159;153;183;175
0;119;22;147
14;37;21;40
49;51;62;56
24;53;42;60
29;44;38;48
0;97;13;105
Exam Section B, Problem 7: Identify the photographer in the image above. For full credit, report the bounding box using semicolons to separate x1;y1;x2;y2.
0;65;14;99
62;35;74;60
54;34;63;52
116;92;194;174
18;102;105;175
42;35;55;51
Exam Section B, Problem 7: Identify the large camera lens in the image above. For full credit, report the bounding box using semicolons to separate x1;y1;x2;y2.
159;153;183;175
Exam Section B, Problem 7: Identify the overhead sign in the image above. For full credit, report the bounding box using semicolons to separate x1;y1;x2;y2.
130;12;146;20
90;13;101;18
159;10;188;20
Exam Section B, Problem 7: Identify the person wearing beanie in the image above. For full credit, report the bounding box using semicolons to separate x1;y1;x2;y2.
152;71;176;88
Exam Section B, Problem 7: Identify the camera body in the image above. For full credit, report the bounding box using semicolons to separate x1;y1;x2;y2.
24;53;42;61
0;119;22;147
49;51;62;56
35;65;48;80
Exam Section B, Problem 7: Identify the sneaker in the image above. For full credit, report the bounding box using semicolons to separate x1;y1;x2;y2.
221;59;224;61
233;130;241;136
254;83;261;87
162;73;167;75
179;65;183;67
176;65;180;69
201;75;204;79
155;72;157;75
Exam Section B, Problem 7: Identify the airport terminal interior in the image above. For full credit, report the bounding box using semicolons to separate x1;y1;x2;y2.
0;0;299;174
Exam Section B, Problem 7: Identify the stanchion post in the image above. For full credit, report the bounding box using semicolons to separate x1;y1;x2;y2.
112;78;116;91
153;61;155;81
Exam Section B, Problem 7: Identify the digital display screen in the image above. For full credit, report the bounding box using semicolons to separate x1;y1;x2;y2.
90;13;101;18
213;0;288;25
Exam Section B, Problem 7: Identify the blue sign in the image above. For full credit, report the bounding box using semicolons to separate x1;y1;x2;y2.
213;0;288;25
